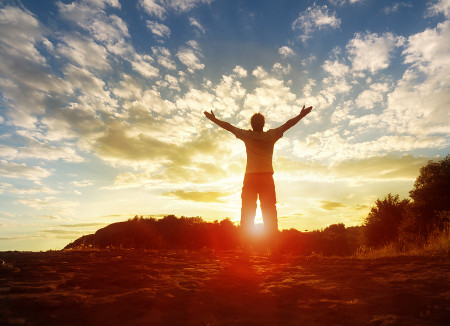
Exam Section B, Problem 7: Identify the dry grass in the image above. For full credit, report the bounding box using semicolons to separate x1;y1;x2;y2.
353;228;450;259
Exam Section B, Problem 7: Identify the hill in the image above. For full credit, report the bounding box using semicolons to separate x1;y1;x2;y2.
65;215;363;256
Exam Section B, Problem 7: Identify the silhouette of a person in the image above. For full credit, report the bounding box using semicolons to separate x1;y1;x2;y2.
204;105;313;238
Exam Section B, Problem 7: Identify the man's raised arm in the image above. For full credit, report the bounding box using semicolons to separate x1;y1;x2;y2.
277;105;313;133
204;110;238;134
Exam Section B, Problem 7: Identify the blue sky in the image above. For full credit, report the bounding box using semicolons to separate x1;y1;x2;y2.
0;0;449;250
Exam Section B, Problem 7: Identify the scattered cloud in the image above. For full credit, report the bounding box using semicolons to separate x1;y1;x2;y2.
139;0;166;19
70;180;94;187
320;201;346;210
330;0;363;5
322;59;349;77
383;2;413;15
243;67;298;123
293;129;446;163
176;40;205;72
347;32;405;73
0;160;51;181
146;20;171;38
163;190;230;202
233;65;247;77
278;46;295;59
57;0;131;55
57;34;111;71
14;197;78;214
426;0;450;18
272;63;291;75
189;17;206;33
355;82;389;109
385;19;450;136
131;53;159;78
292;4;341;42
1;138;84;162
152;46;176;69
139;0;213;19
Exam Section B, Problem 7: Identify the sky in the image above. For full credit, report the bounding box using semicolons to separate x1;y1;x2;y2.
0;0;449;251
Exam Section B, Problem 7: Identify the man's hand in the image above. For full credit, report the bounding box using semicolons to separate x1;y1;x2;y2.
204;110;216;121
300;105;313;118
203;110;237;133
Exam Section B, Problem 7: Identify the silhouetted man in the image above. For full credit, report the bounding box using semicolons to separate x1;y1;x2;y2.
204;105;313;238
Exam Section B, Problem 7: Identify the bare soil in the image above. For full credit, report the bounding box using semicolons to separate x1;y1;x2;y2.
0;250;449;325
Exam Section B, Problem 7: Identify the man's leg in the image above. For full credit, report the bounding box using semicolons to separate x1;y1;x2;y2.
240;174;258;235
259;174;278;235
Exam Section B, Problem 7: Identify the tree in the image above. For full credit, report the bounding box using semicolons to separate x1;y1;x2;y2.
364;193;410;247
408;155;450;233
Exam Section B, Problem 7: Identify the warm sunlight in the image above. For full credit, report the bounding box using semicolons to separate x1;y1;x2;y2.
0;0;449;251
0;2;449;325
255;205;264;225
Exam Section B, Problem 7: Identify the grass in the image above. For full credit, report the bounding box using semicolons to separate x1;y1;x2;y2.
353;227;449;259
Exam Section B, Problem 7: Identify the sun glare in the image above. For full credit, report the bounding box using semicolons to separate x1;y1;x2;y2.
255;202;263;224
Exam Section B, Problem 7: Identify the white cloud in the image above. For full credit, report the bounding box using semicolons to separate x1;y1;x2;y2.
139;0;166;19
146;20;171;38
329;0;363;5
293;129;447;163
0;145;18;159
278;46;295;59
383;2;413;15
272;63;291;75
0;6;45;64
82;0;121;9
2;137;84;163
57;34;111;71
58;1;131;56
355;83;389;109
152;46;176;69
403;21;450;74
427;0;450;18
0;6;70;128
322;59;349;77
243;68;298;123
301;55;316;67
0;160;51;181
347;32;404;73
131;53;159;78
189;17;206;33
14;197;78;213
63;64;112;105
292;4;341;42
70;180;94;187
9;186;58;195
168;0;213;13
233;65;247;78
139;0;213;19
164;74;181;91
383;20;450;136
176;40;205;72
212;74;246;118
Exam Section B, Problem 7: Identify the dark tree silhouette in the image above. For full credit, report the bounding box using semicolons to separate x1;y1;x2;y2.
407;155;450;235
65;215;364;256
364;193;410;247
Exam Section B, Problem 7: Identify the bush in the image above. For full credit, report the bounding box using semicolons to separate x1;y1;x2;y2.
364;193;409;247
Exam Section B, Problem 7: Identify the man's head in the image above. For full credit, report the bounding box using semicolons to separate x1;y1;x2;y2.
250;113;265;131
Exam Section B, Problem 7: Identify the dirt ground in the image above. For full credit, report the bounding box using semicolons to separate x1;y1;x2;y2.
0;250;449;325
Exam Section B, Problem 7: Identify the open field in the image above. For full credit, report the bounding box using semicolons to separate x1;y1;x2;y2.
1;250;449;325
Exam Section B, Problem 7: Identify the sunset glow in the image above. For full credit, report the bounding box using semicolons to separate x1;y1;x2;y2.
0;0;449;250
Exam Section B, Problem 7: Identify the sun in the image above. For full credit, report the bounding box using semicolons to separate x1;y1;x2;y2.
255;202;264;224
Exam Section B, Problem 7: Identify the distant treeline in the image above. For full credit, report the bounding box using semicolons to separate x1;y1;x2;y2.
66;155;449;255
65;215;363;255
